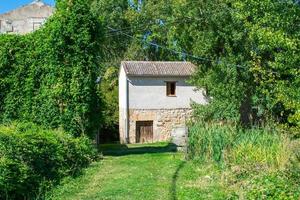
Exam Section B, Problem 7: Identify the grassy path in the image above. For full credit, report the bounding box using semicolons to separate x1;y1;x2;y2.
46;143;227;200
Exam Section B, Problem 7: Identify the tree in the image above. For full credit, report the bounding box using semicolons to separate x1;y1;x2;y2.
97;66;119;142
167;0;300;127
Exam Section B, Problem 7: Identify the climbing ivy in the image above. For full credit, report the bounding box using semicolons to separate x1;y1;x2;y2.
0;0;103;137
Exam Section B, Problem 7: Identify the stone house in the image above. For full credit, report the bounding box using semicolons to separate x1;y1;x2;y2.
119;61;208;144
0;0;53;34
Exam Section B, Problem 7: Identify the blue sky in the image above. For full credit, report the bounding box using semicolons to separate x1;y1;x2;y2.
0;0;55;14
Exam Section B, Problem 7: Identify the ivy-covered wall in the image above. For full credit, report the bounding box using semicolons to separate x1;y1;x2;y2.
0;0;103;138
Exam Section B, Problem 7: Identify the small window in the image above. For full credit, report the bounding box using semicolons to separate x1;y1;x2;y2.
5;21;13;33
33;22;42;31
166;82;176;96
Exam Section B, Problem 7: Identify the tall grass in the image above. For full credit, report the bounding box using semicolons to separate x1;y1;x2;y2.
188;122;300;198
188;123;236;163
188;122;291;169
229;128;290;170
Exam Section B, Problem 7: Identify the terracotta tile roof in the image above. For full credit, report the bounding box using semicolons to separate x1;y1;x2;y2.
122;61;196;76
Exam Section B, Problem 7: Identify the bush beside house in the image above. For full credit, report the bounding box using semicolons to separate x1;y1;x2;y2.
0;122;97;200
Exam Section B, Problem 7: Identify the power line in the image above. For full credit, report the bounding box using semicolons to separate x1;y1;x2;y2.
106;26;282;75
103;2;293;75
105;17;199;37
106;26;244;66
104;17;220;63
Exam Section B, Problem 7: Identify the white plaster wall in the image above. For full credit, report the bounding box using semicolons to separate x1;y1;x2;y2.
128;76;207;109
0;2;53;34
119;66;128;142
119;67;127;110
3;19;44;34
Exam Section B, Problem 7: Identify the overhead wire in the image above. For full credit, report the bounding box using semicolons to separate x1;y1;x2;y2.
105;18;282;75
104;17;196;38
106;26;250;71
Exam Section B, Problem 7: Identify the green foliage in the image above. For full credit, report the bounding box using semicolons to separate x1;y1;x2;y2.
0;0;103;137
0;122;97;200
182;1;300;196
229;129;289;168
188;122;288;168
188;122;237;162
177;0;300;126
96;0;300;128
91;0;131;61
246;172;300;200
91;0;300;131
99;67;119;130
188;122;300;199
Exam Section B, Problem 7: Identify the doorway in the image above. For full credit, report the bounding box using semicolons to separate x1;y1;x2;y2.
136;121;153;143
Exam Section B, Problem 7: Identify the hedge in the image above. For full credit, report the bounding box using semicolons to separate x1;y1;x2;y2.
0;122;97;200
0;0;102;138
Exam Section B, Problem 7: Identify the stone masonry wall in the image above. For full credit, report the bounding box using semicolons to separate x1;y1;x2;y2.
127;108;192;143
119;109;126;144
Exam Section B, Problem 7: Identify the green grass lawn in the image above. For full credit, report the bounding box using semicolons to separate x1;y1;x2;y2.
46;143;229;200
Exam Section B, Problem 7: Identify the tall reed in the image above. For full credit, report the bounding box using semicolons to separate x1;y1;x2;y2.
188;122;291;169
188;122;237;162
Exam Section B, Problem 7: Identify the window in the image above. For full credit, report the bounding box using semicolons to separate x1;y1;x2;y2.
33;22;42;31
166;82;176;96
5;20;13;33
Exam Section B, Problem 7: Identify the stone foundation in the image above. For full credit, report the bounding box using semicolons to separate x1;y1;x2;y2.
119;109;127;144
126;108;192;143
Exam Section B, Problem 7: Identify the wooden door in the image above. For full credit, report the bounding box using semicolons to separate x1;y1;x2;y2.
136;121;153;143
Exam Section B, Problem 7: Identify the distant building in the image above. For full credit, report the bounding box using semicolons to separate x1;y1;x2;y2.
0;0;53;34
119;61;208;144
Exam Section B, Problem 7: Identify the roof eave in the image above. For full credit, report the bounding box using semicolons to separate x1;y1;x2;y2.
126;74;193;78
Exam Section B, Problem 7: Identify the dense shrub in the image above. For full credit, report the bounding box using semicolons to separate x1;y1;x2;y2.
246;171;300;200
0;122;97;200
0;0;103;137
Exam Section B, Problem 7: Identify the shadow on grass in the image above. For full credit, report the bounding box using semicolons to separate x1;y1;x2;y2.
99;143;178;156
170;161;186;200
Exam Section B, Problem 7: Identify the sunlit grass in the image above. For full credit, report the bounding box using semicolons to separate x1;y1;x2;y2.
46;143;230;200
